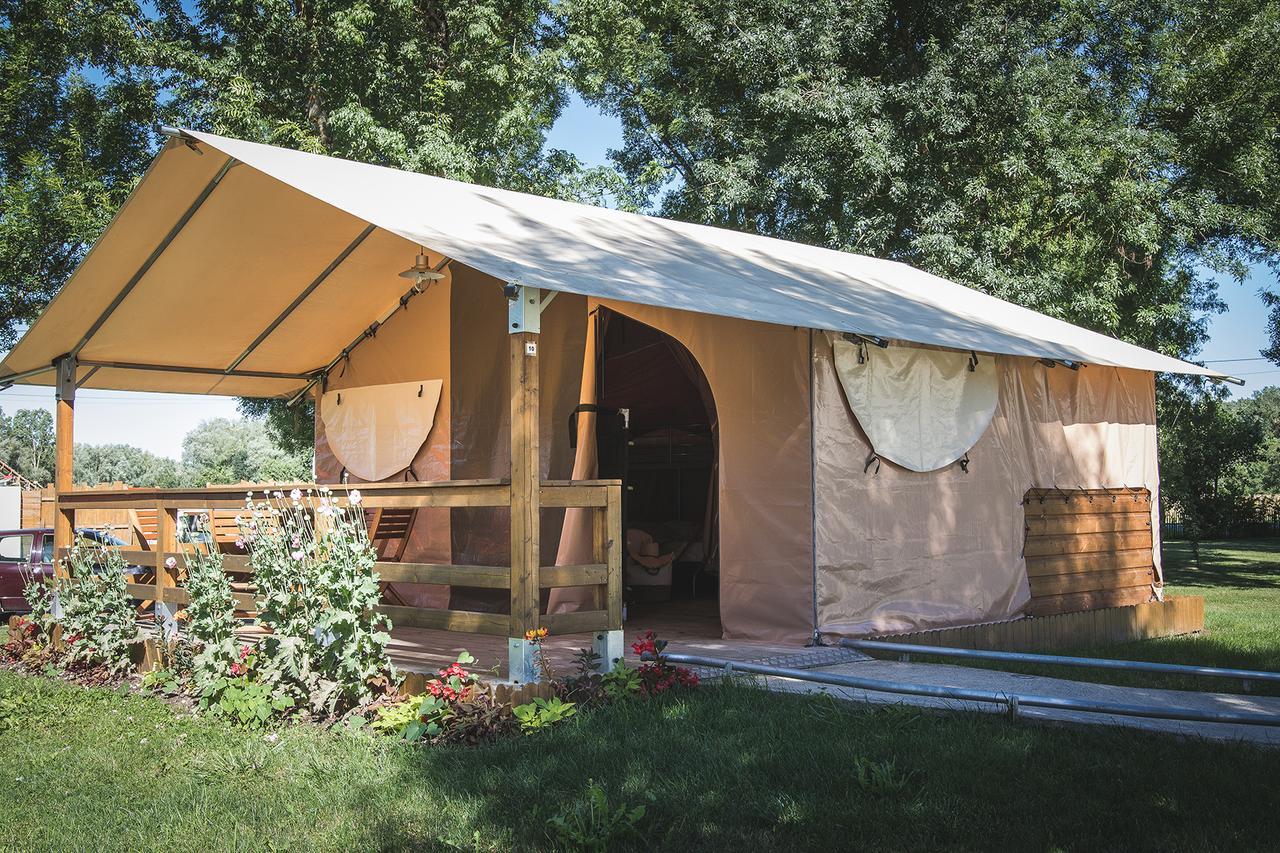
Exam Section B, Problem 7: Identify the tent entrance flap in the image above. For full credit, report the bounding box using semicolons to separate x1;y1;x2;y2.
597;311;719;613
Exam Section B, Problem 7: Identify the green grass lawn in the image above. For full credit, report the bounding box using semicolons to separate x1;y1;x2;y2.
3;538;1279;850
885;538;1280;695
1;667;1279;852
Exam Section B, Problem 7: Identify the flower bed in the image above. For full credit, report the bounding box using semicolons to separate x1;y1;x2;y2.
1;488;694;746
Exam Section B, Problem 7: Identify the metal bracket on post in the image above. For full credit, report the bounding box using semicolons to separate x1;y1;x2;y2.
508;638;537;685
507;284;551;336
594;630;624;672
55;355;77;404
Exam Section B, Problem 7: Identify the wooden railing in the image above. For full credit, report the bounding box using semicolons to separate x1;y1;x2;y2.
54;479;623;639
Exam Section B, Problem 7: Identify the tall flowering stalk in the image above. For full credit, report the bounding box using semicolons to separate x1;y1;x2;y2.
238;487;392;713
183;518;240;692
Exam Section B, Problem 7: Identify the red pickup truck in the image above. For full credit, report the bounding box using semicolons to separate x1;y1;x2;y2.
0;527;127;614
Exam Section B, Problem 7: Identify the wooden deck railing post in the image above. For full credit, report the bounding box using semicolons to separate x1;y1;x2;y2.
508;286;543;683
592;482;625;670
155;504;178;640
52;356;76;578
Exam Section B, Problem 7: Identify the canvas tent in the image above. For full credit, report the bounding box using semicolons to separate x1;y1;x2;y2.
0;129;1232;643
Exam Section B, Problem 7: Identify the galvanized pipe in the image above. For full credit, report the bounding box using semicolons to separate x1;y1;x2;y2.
649;651;1280;728
839;638;1280;685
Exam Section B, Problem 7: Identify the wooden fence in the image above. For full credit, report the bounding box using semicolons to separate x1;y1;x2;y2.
53;479;623;641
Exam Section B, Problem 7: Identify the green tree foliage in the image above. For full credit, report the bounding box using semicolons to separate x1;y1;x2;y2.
0;0;184;351
73;443;180;488
0;406;54;484
180;417;311;486
562;0;1280;357
1159;388;1264;546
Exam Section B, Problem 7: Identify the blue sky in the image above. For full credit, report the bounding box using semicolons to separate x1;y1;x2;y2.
1;95;1273;458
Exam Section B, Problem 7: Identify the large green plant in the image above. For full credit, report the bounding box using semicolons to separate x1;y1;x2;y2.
59;543;140;674
182;529;241;692
240;487;391;713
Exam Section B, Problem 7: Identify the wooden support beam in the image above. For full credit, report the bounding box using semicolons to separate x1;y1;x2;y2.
509;329;541;638
155;505;179;637
53;357;75;574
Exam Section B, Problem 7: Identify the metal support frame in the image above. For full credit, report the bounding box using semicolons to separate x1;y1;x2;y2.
55;355;77;404
593;629;624;672
76;360;311;381
507;283;545;334
840;638;1280;688
650;651;1280;728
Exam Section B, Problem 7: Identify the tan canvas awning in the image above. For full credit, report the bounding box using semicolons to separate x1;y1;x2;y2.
0;128;1230;398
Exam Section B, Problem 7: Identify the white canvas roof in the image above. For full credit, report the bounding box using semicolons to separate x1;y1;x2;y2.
0;128;1226;396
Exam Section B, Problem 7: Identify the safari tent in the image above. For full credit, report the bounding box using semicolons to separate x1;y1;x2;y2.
0;129;1231;664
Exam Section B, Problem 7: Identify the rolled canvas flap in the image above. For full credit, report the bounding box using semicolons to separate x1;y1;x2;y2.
832;338;998;472
320;379;443;481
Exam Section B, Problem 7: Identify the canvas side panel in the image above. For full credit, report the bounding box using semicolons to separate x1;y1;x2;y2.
815;340;1159;637
314;274;452;608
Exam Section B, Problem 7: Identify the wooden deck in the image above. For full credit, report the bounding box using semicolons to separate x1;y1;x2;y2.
387;599;807;677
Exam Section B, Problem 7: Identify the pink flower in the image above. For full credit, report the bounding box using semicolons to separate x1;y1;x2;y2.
291;550;304;560
164;556;177;570
230;663;243;677
235;536;246;550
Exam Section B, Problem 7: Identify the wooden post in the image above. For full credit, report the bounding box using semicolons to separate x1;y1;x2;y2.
592;484;625;670
509;329;540;640
155;504;178;639
507;285;544;682
53;356;76;576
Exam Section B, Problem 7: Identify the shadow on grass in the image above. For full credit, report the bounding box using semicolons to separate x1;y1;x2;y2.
364;683;1280;852
1163;538;1280;590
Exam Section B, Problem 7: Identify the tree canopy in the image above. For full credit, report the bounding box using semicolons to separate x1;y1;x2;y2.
562;0;1280;360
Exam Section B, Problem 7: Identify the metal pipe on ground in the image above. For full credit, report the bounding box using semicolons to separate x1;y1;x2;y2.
647;651;1280;728
839;638;1280;686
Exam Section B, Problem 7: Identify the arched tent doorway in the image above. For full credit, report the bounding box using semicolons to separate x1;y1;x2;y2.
594;309;720;631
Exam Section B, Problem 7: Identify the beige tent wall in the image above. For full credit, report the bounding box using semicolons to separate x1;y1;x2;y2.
446;268;586;609
314;270;453;609
814;338;1160;638
592;299;814;642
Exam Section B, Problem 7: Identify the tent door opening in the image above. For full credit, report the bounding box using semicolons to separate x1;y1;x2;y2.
595;310;719;624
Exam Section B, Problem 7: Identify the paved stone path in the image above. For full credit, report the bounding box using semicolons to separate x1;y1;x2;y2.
683;652;1280;746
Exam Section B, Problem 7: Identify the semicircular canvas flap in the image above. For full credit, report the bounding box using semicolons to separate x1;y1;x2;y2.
832;339;998;472
320;379;443;481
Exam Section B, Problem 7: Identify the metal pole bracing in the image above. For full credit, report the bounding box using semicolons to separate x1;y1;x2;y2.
651;651;1280;728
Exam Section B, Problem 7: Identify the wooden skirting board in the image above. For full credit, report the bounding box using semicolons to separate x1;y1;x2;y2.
871;595;1204;654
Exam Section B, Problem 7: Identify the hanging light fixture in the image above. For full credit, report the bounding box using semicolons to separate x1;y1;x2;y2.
399;247;445;285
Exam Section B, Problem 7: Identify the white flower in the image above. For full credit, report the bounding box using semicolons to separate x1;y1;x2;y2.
264;733;279;743
316;503;333;517
349;489;362;505
290;488;302;503
165;557;177;570
291;550;304;560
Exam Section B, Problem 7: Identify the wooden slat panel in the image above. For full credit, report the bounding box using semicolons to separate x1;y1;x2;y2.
539;563;608;588
376;605;508;635
1027;566;1156;597
1024;512;1152;536
1023;494;1152;516
1025;548;1155;577
1024;585;1154;618
375;562;510;588
543;609;609;635
1023;529;1152;558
